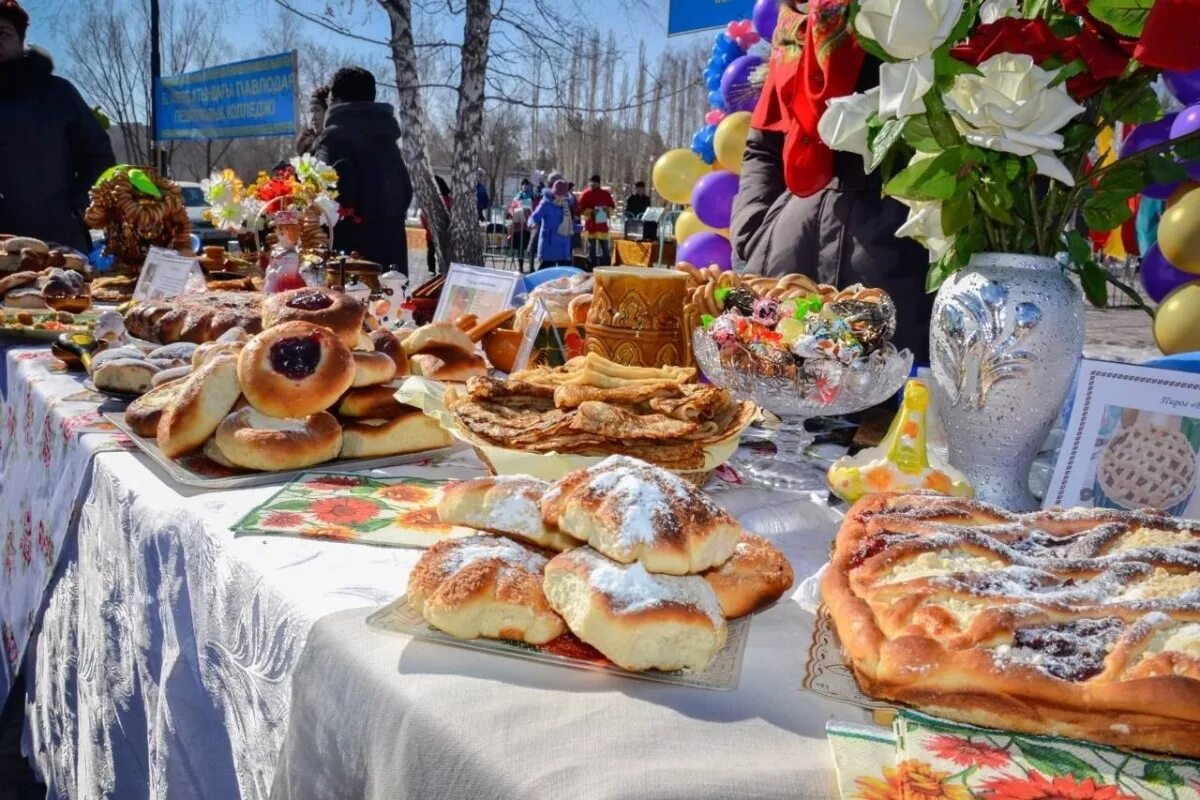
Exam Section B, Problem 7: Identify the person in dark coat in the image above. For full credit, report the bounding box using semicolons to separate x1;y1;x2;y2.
730;1;932;364
0;1;115;253
624;181;651;219
313;66;413;272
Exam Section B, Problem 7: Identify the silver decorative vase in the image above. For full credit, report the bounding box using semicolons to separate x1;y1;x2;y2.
930;252;1084;511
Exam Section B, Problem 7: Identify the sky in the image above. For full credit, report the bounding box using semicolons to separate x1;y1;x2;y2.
20;0;716;84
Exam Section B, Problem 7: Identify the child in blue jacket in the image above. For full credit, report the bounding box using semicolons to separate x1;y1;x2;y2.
529;180;577;269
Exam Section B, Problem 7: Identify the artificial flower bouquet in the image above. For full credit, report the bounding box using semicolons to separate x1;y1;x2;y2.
201;154;341;233
816;0;1200;308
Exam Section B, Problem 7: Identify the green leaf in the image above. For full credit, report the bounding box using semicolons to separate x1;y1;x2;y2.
354;518;395;533
1146;154;1187;184
868;118;908;172
1066;229;1092;268
1015;741;1102;782
265;500;313;512
1083;196;1134;231
1108;83;1162;124
128;168;162;199
943;0;979;47
933;50;981;92
1002;159;1024;182
1142;762;1185;787
1096;161;1148;199
1087;0;1153;37
1175;135;1200;161
902;117;940;153
1079;261;1109;307
1049;59;1088;89
93;164;131;188
941;193;974;237
923;90;963;149
852;31;896;64
884;150;964;201
926;258;957;293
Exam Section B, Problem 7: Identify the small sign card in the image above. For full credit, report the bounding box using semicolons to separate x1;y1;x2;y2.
432;263;522;324
1045;359;1200;515
132;246;206;302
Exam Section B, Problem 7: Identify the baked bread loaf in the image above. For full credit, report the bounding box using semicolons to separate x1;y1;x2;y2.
402;322;475;357
124;377;188;436
338;410;452;459
541;455;742;575
350;350;398;387
214;408;342;471
262;287;365;348
0;270;38;296
410;352;488;382
92;357;158;395
41;269;90;312
702;534;794;619
124;291;262;344
822;492;1200;758
408;535;565;644
237;321;354;418
157;355;242;457
336;384;407;419
437;476;579;552
543;546;727;671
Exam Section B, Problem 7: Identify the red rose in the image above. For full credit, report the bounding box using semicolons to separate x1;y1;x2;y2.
952;19;1071;68
1135;0;1200;71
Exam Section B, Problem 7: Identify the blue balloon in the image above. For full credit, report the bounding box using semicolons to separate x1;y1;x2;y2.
707;88;726;111
691;124;717;165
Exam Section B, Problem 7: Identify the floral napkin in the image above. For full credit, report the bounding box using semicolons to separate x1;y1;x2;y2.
233;473;476;548
829;709;1200;799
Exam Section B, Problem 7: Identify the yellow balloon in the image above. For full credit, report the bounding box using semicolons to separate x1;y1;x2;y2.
1159;187;1200;274
674;208;728;243
1168;181;1200;209
714;111;752;175
1154;281;1200;354
652;149;710;205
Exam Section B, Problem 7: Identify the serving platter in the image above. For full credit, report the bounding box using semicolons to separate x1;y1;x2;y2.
368;593;751;691
0;308;98;341
103;412;463;490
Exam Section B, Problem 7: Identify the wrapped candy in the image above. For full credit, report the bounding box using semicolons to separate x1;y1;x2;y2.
723;285;757;316
750;296;781;327
828;294;896;354
711;314;741;352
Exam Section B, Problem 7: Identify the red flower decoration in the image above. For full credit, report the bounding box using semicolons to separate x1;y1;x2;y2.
377;484;430;503
305;526;357;542
310;497;379;525
262;511;304;529
305;475;363;489
925;734;1010;769
980;771;1137;800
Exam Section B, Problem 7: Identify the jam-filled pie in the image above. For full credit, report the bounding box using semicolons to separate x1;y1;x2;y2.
1098;425;1196;511
822;492;1200;757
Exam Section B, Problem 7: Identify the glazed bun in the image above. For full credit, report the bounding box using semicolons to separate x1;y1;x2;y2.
402;322;475;357
408;536;565;644
350;350;398;387
542;546;727;672
541;456;742;575
410;352;488;382
214;408;342;471
336;384;407;419
157;355;242;457
338;410;452;459
237;321;354;418
263;287;366;347
701;534;794;619
437;476;579;552
124;377;188;437
369;329;408;375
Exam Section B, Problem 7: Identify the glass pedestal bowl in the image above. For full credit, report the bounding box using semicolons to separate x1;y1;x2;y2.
692;329;913;491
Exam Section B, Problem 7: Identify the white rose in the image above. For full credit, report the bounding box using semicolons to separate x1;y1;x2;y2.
854;0;965;60
943;53;1085;185
895;197;952;262
879;56;934;119
979;0;1020;23
817;88;880;168
314;195;340;229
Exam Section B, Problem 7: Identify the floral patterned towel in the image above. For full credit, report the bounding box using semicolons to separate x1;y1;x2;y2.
233;473;476;548
830;709;1200;799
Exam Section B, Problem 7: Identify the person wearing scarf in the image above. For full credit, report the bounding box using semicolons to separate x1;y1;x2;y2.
730;0;933;363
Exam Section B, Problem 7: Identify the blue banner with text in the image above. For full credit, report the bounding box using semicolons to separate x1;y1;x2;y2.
668;0;757;35
155;52;298;141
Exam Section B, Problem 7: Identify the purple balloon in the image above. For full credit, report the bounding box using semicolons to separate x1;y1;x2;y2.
1141;244;1194;303
677;232;732;271
720;54;764;114
1122;116;1180;199
1172;104;1200;181
691;170;741;230
1165;69;1200;106
753;0;779;41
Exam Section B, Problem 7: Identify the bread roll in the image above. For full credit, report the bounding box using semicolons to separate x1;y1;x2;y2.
157;355;242;457
408;536;565;644
214;408;342;471
336;383;408;419
350;350;398;387
402;322;475;357
541;455;742;575
92;358;157;395
338;410;452;459
124;377;188;436
410;352;488;382
543;547;727;671
437;476;579;552
702;534;794;619
237;321;354;418
262;287;366;347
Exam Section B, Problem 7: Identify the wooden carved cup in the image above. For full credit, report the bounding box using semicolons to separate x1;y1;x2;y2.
584;267;692;368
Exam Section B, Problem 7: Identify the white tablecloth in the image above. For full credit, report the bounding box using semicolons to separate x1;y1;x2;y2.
4;345;861;799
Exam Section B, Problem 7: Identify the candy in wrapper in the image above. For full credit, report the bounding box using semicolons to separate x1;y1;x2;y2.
724;285;757;316
711;314;741;352
750;296;781;327
829;294;896;354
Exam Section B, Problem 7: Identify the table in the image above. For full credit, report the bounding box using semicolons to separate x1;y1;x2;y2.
2;344;859;799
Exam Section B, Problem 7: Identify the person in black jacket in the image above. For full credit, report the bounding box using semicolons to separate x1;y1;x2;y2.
624;181;651;219
0;1;115;253
314;66;413;272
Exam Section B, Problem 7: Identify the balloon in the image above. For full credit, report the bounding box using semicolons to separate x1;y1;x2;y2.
1122;117;1180;198
708;88;726;111
721;54;764;114
674;208;727;244
652;149;710;205
691;124;717;165
1140;244;1193;302
1154;281;1200;355
1158;186;1200;273
1171;104;1200;181
704;109;727;126
1165;68;1200;106
753;0;779;41
677;231;732;271
714;111;752;174
1169;182;1200;208
691;169;741;230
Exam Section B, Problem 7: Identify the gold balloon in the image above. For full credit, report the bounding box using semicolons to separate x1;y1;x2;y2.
674;208;727;243
1154;281;1200;355
714;111;752;175
652;149;710;205
1168;181;1200;209
1158;186;1200;274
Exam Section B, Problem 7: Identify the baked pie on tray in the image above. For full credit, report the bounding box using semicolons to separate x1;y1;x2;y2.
821;492;1200;757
